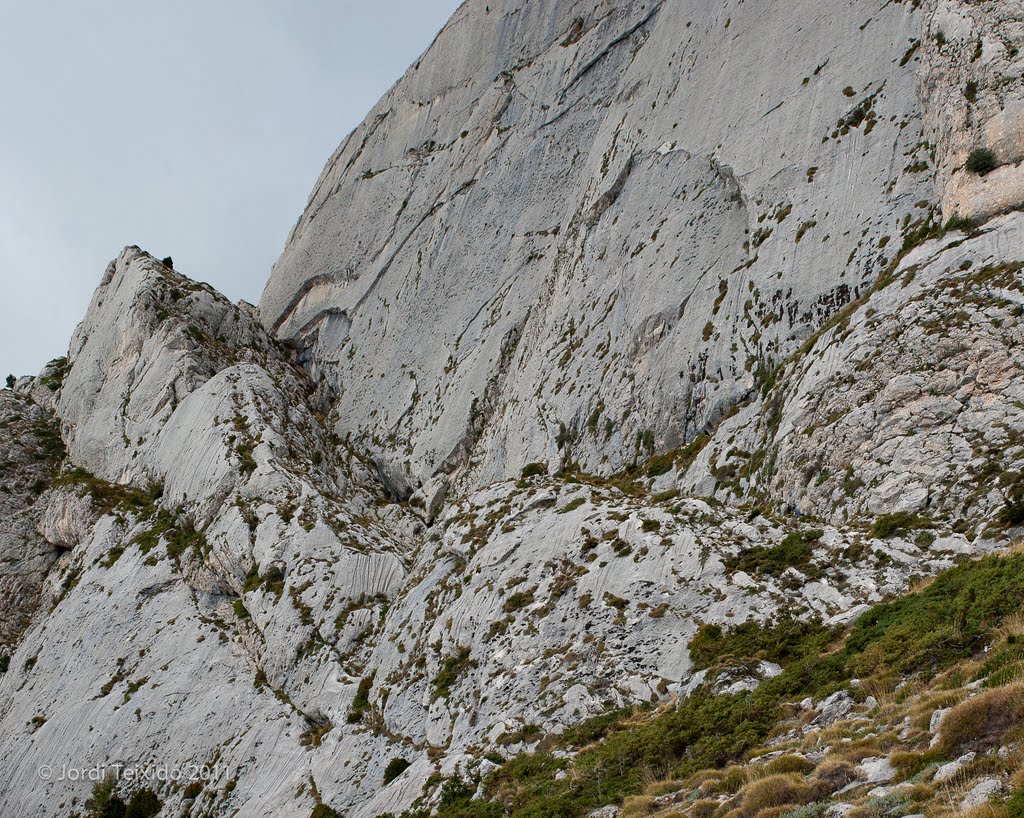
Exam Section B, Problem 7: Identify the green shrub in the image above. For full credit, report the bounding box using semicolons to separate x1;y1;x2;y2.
85;776;126;818
347;673;375;723
871;512;930;539
124;788;161;818
690;616;836;670
557;497;586;514
521;462;547;479
724;530;823;577
943;214;974;233
310;805;340;818
434;647;473;699
1003;788;1024;818
965;147;997;175
503;591;534;613
646;452;675;477
53;468;162;517
999;480;1024;527
437;773;502;817
382;756;411;785
39;357;69;391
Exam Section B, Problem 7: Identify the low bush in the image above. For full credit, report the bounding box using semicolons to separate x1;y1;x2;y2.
689;616;836;670
437;774;502;817
503;591;534;613
999;480;1024;528
520;462;547;479
53;468;162;517
944;214;975;233
966;147;997;175
844;553;1024;677
85;776;126;818
1002;788;1024;818
434;647;473;699
646;452;675;477
724;530;823;577
870;512;930;539
383;756;412;785
124;788;161;818
347;673;374;723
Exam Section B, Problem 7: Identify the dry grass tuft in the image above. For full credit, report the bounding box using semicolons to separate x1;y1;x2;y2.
644;778;687;797
759;755;815;777
619;795;657;818
938;682;1024;754
688;802;718;818
813;755;862;789
735;773;816;817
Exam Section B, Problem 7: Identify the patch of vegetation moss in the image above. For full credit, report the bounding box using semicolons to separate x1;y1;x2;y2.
689;616;838;671
53;467;162;517
347;673;375;724
998;478;1024;528
38;357;69;391
556;497;585;514
843;552;1024;677
130;507;207;562
870;511;931;539
434;646;473;700
520;462;547;479
724;529;823;577
243;563;286;600
383;756;412;785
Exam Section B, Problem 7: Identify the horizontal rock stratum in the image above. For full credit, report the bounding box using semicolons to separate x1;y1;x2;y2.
1;1;1023;817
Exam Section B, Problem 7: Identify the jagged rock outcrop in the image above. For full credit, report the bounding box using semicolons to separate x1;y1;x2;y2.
0;249;422;817
679;211;1024;530
0;389;64;653
1;1;1023;817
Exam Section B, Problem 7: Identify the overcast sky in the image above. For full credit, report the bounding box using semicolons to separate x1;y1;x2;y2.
0;0;461;378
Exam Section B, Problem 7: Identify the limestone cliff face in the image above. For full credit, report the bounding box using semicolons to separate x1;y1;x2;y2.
0;249;991;815
262;0;946;500
1;2;1023;817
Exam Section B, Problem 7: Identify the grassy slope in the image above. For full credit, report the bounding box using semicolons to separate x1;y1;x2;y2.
397;548;1024;818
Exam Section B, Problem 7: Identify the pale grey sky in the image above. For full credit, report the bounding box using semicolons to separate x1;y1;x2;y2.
0;0;462;378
